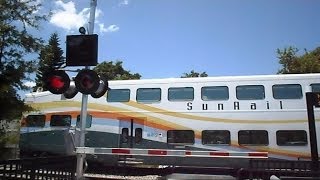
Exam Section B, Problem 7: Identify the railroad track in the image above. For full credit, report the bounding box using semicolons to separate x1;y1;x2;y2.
84;173;161;179
84;173;237;179
85;164;239;179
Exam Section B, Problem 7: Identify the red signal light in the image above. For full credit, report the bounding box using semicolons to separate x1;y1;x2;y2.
75;69;99;94
81;75;95;89
49;76;65;89
44;70;70;94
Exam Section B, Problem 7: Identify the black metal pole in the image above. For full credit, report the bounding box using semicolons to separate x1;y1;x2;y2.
130;119;134;148
305;92;319;171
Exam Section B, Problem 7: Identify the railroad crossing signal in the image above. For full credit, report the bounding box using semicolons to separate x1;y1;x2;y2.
44;32;108;98
44;69;108;98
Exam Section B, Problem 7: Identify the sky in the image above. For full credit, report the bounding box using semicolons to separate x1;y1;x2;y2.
28;0;320;82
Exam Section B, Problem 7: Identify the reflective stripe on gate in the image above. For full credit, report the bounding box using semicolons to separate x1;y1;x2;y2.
76;147;268;159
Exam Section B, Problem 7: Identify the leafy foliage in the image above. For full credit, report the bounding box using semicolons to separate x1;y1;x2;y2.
277;46;320;74
181;70;208;78
34;33;65;91
0;0;48;121
93;61;141;80
0;121;8;148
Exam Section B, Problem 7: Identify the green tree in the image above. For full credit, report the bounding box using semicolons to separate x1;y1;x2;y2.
34;33;65;91
0;0;48;151
93;61;141;80
181;70;208;78
277;46;320;74
0;0;48;119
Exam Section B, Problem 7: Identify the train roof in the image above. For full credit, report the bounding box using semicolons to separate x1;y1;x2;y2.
107;73;320;85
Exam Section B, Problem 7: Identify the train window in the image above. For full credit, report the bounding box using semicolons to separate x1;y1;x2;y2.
76;115;92;128
310;83;320;92
107;89;130;102
50;115;71;127
201;86;229;101
135;128;143;144
136;88;161;103
167;130;195;144
272;84;302;99
238;130;268;145
202;130;230;145
236;85;265;100
26;115;45;127
276;130;307;146
168;87;194;101
121;128;129;143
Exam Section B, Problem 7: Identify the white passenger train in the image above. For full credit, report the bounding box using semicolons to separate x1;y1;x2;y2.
20;73;320;167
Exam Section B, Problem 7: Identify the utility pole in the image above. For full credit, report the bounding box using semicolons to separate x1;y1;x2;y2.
76;0;97;179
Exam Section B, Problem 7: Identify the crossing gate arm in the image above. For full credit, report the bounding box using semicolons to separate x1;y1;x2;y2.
76;147;268;159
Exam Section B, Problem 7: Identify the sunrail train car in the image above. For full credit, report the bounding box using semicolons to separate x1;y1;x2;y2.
19;73;320;167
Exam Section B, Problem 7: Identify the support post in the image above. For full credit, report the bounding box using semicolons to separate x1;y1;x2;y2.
76;0;97;179
305;92;319;172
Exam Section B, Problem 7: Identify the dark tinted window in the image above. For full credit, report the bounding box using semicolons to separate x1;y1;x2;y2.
121;128;129;143
276;130;307;146
236;85;265;100
311;83;320;92
135;128;143;144
273;84;302;99
202;86;229;101
167;130;194;144
26;115;45;127
137;88;161;103
50;115;71;127
202;130;230;145
168;87;194;101
107;89;130;102
238;130;268;145
76;115;92;128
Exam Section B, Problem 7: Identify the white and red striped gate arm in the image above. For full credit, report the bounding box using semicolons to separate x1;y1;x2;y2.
76;147;268;159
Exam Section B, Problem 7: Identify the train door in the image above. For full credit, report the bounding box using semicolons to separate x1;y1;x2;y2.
119;118;145;149
118;118;145;165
